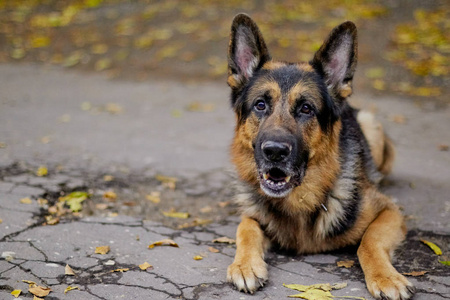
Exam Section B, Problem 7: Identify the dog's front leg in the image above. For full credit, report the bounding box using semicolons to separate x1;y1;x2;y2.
357;205;415;300
227;216;269;293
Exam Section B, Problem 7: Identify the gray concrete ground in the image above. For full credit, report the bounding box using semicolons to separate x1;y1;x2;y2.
0;64;449;299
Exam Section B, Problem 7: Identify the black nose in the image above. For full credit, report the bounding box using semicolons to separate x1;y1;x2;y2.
262;141;292;162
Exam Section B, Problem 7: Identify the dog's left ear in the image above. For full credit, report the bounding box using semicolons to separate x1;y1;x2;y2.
311;21;357;101
228;14;271;92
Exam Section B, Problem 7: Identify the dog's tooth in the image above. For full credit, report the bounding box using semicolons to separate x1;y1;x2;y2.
263;173;269;180
285;176;291;183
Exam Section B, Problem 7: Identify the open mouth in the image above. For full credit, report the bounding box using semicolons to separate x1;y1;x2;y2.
259;167;293;198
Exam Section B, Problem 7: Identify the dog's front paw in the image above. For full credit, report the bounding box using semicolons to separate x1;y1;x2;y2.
366;269;415;300
227;257;268;293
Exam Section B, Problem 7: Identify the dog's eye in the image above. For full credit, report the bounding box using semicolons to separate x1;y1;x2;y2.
299;104;312;115
254;100;267;111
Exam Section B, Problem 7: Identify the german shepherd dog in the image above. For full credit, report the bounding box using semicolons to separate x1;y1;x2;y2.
226;14;415;300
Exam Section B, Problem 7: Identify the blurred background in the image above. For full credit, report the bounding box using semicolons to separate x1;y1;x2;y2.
0;0;448;104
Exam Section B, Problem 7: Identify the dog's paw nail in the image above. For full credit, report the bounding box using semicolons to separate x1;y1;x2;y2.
406;285;415;295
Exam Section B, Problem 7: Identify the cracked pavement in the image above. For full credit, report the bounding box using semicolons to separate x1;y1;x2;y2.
0;64;449;299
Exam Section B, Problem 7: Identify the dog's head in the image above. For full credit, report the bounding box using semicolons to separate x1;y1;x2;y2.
228;14;357;198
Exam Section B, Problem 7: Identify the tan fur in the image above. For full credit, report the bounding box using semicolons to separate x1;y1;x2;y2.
357;111;396;175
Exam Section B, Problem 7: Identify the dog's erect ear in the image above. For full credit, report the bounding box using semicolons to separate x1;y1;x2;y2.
311;21;357;101
228;14;271;91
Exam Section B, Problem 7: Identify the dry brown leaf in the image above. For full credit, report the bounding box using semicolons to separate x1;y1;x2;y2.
20;197;33;204
200;206;213;213
33;296;44;300
64;286;80;294
45;216;59;225
337;260;355;268
139;262;153;270
22;280;37;286
193;255;203;260
0;218;3;224
390;114;407;124
149;239;179;249
65;264;76;276
212;237;236;244
208;247;219;253
218;201;230;208
29;285;52;297
438;144;449;151
155;174;177;189
95;246;110;254
403;271;428;276
103;175;114;181
177;218;212;229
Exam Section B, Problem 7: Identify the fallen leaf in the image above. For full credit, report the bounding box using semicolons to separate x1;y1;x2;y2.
218;201;230;208
111;268;129;272
20;197;33;204
146;192;161;204
372;79;385;91
193;255;203;260
103;190;117;200
105;103;123;114
212;236;236;244
0;218;2;224
103;175;114;181
37;198;48;206
331;282;348;290
95;245;110;254
337;260;355;268
64;286;80;294
33;296;44;300
45;215;59;225
390;114;407;124
95;203;108;210
29;285;52;297
22;280;37;286
65;264;76;276
186;101;215;112
209;247;219;253
177;218;212;229
421;240;442;255
40;136;51;144
139;262;153;270
123;201;137;206
439;260;450;266
438;144;449;151
2;251;15;261
11;289;21;298
59;191;89;212
155;174;177;189
402;271;428;276
148;239;179;249
162;211;190;219
288;288;333;299
365;67;385;79
284;283;332;292
200;206;212;213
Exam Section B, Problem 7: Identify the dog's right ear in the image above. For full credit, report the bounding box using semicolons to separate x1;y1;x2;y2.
228;14;271;91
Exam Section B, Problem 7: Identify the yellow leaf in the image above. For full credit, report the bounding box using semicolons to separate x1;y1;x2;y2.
65;264;76;276
91;43;108;54
103;175;114;181
33;296;44;300
60;191;88;212
36;166;48;177
155;174;177;189
193;255;203;260
421;240;442;255
162;211;190;219
146;191;161;204
64;286;80;294
11;289;21;298
29;285;52;297
439;260;450;266
111;268;129;272
372;79;385;91
95;58;112;71
288;288;333;299
22;280;37;286
337;260;355;268
212;237;236;244
95;245;110;254
139;262;153;270
30;36;51;48
103;190;117;200
20;197;33;204
148;239;179;249
365;67;385;79
0;218;2;224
